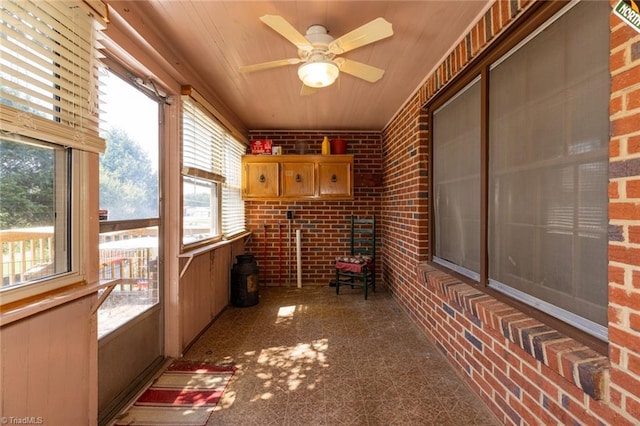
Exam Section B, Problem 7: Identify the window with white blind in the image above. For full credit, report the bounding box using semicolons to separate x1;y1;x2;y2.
182;97;224;178
181;90;246;247
0;0;106;151
222;134;246;238
0;0;106;302
430;0;609;340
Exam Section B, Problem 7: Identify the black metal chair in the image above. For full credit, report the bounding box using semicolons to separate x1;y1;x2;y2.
334;215;376;299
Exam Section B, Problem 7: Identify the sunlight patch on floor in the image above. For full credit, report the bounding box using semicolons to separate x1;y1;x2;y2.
253;338;329;398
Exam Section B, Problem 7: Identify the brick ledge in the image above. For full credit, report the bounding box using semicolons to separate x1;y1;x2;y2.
418;262;610;401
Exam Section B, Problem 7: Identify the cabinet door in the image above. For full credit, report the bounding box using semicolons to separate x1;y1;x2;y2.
244;162;279;198
319;162;352;197
282;162;314;197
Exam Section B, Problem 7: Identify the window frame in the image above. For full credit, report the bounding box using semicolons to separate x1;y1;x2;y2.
432;76;482;281
181;88;247;250
426;0;609;347
181;171;223;247
0;141;84;305
98;68;162;227
0;0;105;304
96;66;163;337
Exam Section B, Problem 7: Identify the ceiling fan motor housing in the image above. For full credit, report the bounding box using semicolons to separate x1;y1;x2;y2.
305;24;333;45
299;25;335;63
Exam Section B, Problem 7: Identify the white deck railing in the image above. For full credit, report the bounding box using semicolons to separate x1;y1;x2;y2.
1;227;158;288
0;227;54;286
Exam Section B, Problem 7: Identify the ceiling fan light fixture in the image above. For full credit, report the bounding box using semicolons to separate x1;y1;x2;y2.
297;60;339;88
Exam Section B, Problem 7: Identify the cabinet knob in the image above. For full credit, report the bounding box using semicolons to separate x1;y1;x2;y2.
331;174;337;183
259;174;266;183
295;174;302;183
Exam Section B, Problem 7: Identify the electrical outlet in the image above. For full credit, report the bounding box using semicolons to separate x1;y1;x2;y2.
286;210;293;220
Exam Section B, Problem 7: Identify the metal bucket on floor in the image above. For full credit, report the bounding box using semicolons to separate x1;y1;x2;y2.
231;254;259;307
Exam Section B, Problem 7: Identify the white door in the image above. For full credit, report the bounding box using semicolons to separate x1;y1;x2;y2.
97;70;164;424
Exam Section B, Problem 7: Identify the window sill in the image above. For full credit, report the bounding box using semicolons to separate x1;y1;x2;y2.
0;279;120;327
178;231;252;278
417;262;609;401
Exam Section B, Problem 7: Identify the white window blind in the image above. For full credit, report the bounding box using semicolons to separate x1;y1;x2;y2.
0;0;106;153
222;134;246;237
182;88;246;245
182;97;224;178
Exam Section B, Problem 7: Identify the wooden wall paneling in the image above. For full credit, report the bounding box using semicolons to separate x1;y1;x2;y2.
212;245;231;316
1;296;94;425
179;242;240;352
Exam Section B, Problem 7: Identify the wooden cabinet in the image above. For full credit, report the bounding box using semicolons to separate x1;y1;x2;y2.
282;161;315;197
243;161;279;197
242;154;353;200
318;162;351;197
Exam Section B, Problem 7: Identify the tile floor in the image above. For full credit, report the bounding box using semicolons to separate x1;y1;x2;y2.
184;285;500;425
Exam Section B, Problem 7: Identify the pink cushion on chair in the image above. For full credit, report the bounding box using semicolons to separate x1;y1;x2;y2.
335;254;374;273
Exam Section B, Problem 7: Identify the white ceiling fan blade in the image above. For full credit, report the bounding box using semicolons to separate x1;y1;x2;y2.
336;58;385;83
328;17;393;54
240;58;301;73
260;15;313;51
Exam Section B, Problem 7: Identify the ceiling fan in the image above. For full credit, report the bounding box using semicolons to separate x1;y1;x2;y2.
240;15;393;92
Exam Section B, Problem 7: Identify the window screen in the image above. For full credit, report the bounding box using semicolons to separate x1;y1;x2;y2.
488;0;609;332
433;78;481;279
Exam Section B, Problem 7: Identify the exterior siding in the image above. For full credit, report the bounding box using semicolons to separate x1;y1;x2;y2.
609;0;640;422
382;0;640;425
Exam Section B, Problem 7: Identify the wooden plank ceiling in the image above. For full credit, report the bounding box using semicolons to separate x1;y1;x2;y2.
107;1;491;131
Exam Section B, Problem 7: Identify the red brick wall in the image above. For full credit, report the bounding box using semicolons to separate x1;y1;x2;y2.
608;1;640;421
380;96;430;312
382;0;640;425
244;131;382;287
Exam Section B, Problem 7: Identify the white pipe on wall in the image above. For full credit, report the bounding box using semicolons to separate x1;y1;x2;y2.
296;229;302;288
288;220;291;287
